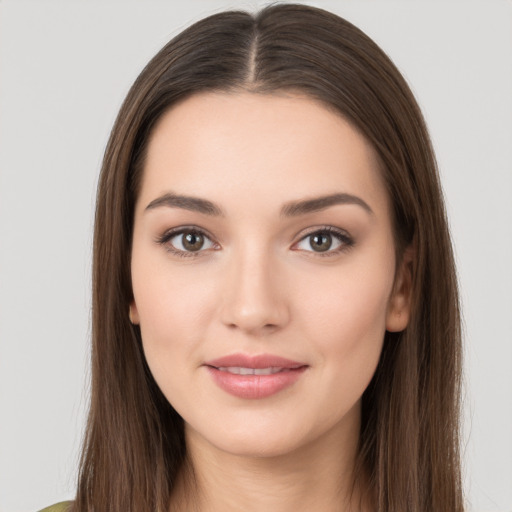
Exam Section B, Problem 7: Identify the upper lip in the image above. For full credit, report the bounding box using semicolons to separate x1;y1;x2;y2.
204;353;307;369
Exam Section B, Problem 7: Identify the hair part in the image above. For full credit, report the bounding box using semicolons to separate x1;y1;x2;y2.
74;4;464;512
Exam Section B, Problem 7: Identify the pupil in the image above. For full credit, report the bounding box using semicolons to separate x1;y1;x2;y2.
311;233;332;252
183;232;204;251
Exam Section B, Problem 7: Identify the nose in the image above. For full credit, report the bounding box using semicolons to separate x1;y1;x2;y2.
220;247;290;336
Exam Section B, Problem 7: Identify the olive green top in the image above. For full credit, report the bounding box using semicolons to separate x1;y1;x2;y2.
38;502;73;512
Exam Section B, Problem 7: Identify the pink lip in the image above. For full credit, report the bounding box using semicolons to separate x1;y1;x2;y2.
203;353;308;399
205;353;305;369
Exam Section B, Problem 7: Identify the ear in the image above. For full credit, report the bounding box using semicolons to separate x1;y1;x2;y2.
386;245;414;332
129;300;140;325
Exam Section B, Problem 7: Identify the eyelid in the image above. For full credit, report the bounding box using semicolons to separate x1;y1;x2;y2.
156;225;219;257
292;225;354;256
156;224;354;258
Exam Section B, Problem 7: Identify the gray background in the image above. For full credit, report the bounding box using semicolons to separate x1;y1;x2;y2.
0;1;511;511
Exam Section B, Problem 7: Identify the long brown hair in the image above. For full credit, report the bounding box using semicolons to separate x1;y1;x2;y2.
73;4;463;511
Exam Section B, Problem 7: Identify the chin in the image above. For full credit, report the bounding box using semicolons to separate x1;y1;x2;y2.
185;411;333;461
204;431;307;459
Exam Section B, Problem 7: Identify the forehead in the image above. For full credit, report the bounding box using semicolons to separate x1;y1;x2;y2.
138;91;388;216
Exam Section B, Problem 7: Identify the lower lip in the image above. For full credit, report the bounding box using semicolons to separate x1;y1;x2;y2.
206;366;307;399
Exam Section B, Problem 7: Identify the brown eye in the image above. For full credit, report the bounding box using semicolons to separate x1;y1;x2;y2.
160;228;216;256
309;233;332;252
182;231;205;251
294;227;354;256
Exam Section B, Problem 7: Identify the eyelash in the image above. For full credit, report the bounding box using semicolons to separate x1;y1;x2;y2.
294;226;354;257
156;225;354;259
156;226;218;259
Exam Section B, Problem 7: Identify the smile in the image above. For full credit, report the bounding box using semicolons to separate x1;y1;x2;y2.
204;354;308;399
216;366;300;375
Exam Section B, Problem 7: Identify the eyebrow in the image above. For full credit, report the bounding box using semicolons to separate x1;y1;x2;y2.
280;193;374;217
145;191;373;217
145;192;223;216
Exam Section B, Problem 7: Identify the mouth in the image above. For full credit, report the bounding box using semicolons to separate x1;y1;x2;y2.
203;353;308;399
213;366;302;375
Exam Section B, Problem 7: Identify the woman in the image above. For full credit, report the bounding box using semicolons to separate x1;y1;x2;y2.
42;3;463;511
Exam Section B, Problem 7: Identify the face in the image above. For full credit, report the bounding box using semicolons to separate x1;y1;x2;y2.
130;91;411;458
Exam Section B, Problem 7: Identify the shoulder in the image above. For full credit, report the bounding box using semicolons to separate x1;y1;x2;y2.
38;502;73;512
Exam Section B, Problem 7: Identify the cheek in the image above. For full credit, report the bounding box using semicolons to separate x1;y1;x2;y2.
131;256;218;391
312;276;390;345
296;254;394;390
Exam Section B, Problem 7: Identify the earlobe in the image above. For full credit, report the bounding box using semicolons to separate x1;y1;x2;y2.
129;301;140;325
386;246;414;333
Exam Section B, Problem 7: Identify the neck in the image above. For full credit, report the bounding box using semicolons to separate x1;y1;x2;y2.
170;406;373;512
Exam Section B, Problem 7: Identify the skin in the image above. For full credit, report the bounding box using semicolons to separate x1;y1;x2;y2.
130;91;412;512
